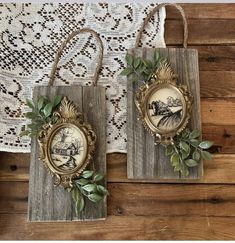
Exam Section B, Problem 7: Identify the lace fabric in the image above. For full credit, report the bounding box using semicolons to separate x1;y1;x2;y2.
0;2;165;153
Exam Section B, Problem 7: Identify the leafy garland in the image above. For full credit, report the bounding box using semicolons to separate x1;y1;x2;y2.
121;51;213;177
20;96;108;214
72;170;108;214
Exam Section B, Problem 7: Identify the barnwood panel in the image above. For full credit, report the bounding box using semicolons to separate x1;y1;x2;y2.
127;48;202;180
28;86;106;222
3;181;235;217
167;4;235;19
1;214;235;240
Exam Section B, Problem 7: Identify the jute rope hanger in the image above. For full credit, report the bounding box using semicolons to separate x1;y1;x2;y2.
135;3;188;49
48;28;104;87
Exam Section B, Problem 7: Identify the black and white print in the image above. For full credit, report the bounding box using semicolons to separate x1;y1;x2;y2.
148;87;183;132
50;127;87;171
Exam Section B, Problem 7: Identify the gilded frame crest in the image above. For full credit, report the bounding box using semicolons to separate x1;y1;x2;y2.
135;61;193;145
38;97;96;188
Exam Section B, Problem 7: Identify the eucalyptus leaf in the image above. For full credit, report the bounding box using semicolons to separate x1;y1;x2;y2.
133;58;141;69
185;159;198;167
165;145;174;156
43;102;53;117
190;139;200;147
173;163;181;172
154;51;159;62
53;95;62;107
181;129;190;139
192;150;201;161
82;170;94;179
143;59;152;68
72;187;80;202
26;99;35;109
97;185;109;195
201;150;213;160
27;123;39;130
181;149;190;160
181;166;189;177
76;194;85;213
189;130;201;139
76;178;89;186
125;53;133;65
25;112;37;119
171;153;179;166
199;141;213;149
37;96;45;110
82;184;97;192
93;173;104;182
88;193;103;203
120;67;133;76
180;141;190;152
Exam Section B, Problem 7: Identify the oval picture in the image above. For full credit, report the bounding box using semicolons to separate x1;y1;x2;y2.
50;125;88;172
147;85;185;133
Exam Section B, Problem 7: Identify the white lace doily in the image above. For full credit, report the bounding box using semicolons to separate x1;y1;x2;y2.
0;2;166;153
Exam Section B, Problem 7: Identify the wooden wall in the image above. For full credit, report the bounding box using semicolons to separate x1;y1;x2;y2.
1;4;235;240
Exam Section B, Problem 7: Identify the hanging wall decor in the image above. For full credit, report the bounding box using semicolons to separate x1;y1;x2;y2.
122;3;213;180
23;28;108;222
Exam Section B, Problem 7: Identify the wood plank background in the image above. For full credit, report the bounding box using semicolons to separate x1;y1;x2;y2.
127;47;202;180
1;3;235;239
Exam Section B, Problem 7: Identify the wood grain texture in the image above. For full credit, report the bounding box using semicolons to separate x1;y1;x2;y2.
4;181;235;217
28;86;106;222
2;153;235;184
167;4;235;19
1;213;235;240
164;19;235;45
127;48;202;180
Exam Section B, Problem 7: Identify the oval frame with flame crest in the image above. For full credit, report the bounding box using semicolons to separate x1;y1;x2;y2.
38;97;96;188
135;61;193;145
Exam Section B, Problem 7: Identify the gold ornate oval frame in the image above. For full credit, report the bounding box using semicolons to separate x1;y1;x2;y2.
38;97;96;188
135;61;193;145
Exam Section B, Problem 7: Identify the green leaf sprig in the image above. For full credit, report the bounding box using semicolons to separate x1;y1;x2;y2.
20;95;62;137
166;129;213;177
120;50;163;83
72;170;108;215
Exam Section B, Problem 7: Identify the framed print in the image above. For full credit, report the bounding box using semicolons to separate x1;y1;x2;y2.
38;96;96;188
135;61;193;145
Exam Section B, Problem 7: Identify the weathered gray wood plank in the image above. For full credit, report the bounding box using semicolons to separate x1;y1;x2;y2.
127;48;202;180
28;85;106;221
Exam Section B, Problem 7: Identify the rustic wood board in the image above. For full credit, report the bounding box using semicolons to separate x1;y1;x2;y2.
28;85;106;222
127;48;202;180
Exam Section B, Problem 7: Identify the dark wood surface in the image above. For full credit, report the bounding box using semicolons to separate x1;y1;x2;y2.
127;47;202;180
28;86;106;222
1;4;235;239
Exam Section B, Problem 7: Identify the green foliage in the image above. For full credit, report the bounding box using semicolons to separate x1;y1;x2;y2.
20;95;62;138
120;50;164;83
71;170;109;214
165;129;213;177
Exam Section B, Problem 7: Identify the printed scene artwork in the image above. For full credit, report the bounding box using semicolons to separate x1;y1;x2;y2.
50;126;87;171
147;86;183;132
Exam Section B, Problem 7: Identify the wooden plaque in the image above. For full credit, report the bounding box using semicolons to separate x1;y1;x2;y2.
127;48;202;180
28;85;106;221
